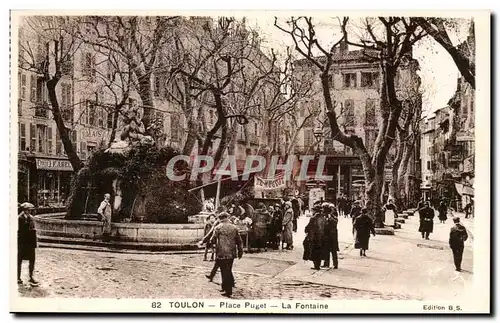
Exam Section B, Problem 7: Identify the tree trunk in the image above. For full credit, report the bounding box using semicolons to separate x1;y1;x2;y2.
183;117;200;155
389;132;404;206
107;103;123;147
137;73;154;135
47;78;83;172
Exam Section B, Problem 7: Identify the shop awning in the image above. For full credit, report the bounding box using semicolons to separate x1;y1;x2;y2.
455;183;474;197
35;158;74;171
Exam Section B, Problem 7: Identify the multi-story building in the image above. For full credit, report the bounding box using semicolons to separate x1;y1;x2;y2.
420;115;436;201
292;41;421;201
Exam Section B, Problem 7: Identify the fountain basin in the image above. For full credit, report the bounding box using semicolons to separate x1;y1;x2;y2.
33;213;205;251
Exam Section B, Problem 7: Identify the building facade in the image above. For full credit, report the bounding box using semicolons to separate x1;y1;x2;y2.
292;42;421;202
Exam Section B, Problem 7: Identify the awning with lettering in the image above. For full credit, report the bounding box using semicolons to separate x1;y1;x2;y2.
35;158;74;171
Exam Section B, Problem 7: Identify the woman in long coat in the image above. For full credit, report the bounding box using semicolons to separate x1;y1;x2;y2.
438;201;448;223
303;204;328;269
419;202;435;239
353;208;376;257
282;201;294;250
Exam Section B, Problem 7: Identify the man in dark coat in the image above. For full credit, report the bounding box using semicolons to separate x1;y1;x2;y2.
353;208;376;257
303;203;328;270
322;203;339;268
210;212;243;297
419;201;435;239
449;217;469;271
251;203;270;252
17;203;38;285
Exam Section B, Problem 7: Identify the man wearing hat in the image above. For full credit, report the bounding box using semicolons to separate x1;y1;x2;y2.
449;217;469;272
323;203;339;269
210;212;243;297
17;202;38;285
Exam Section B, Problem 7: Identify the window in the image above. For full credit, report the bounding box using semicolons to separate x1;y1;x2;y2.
36;77;47;103
71;130;77;153
82;52;96;80
361;72;379;88
19;123;26;151
470;94;475;125
20;74;27;100
30;75;37;102
107;111;114;129
304;128;314;147
365;99;376;126
61;58;74;75
343;73;357;88
56;131;62;155
427;161;431;170
98;108;104;128
36;124;47;154
344;99;355;126
61;83;73;123
29;124;36;152
47;127;53;155
208;110;214;125
88;101;96;126
80;142;87;160
254;123;258;136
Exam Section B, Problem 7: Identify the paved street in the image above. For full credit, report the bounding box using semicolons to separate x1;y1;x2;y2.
17;211;473;300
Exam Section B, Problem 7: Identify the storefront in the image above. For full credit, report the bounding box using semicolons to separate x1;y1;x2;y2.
34;157;74;207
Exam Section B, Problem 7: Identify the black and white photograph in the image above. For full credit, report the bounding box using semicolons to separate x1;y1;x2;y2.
9;10;490;313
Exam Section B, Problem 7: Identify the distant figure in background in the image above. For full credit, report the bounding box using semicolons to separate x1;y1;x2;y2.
203;214;217;261
383;198;398;227
282;201;294;250
449;217;469;272
353;208;376;257
210;212;243;298
17;202;38;285
203;198;215;213
438;200;448;223
97;193;112;238
419;201;435;240
464;200;474;219
291;198;301;233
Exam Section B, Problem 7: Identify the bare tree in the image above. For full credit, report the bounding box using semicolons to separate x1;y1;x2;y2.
77;16;178;137
414;18;475;89
19;16;84;171
276;16;426;225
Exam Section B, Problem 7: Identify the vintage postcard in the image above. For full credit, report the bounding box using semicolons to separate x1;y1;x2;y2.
10;9;490;313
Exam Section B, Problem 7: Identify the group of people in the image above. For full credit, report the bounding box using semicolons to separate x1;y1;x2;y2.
302;200;377;270
416;198;470;271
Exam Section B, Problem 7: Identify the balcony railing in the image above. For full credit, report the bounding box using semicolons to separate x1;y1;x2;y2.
34;102;49;118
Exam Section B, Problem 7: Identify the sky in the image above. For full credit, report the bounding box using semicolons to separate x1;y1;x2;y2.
239;15;471;117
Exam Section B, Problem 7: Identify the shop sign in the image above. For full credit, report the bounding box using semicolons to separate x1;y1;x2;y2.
81;128;106;141
36;158;73;171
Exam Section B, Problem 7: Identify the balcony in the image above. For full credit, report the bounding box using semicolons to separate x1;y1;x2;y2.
34;102;49;118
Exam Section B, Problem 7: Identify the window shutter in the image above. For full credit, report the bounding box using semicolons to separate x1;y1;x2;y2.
47;127;53;154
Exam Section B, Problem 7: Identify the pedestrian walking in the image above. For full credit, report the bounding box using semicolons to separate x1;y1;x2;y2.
210;212;243;297
97;193;112;238
353;208;376;257
17;202;39;285
282;201;294;250
303;203;328;270
438;200;448;223
203;214;217;261
449;217;469;272
322;203;339;269
383;198;398;227
350;200;362;220
419;201;435;239
464;200;473;219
